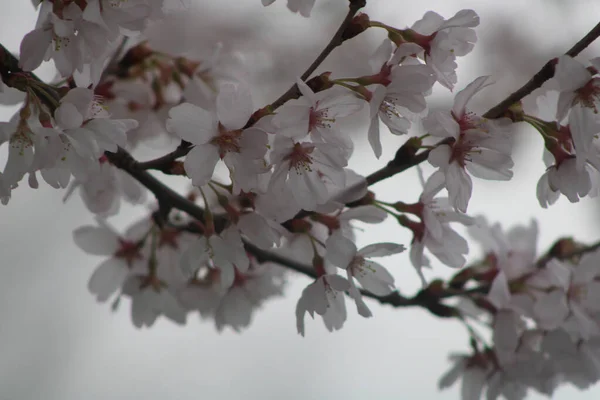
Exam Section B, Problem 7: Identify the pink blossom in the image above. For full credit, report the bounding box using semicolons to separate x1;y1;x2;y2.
167;83;268;189
424;76;513;212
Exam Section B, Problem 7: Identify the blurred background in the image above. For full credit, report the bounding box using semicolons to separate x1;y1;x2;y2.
2;0;600;399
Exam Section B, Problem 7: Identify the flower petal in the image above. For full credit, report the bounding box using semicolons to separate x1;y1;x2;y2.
183;144;220;187
216;82;254;130
167;103;216;144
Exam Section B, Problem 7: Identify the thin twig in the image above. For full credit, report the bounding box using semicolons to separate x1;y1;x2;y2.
137;140;191;172
269;0;366;111
139;0;366;173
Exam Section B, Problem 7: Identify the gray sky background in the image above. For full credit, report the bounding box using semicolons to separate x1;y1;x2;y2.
2;1;600;399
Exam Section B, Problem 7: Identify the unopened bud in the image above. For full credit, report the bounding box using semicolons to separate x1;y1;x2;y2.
392;136;422;166
342;13;370;41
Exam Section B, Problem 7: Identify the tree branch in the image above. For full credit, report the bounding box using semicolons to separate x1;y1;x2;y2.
269;0;366;111
138;1;367;174
483;20;600;119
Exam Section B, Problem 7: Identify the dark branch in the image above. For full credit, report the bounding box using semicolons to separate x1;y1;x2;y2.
269;0;366;111
483;21;600;119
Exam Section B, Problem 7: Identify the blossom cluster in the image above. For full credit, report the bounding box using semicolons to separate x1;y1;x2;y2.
532;56;600;207
440;218;600;399
3;1;600;399
0;87;141;211
21;0;166;81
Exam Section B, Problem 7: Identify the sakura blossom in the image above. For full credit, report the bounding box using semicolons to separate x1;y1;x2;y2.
20;0;166;77
295;273;350;336
533;109;600;207
406;9;479;90
63;156;147;216
273;79;363;152
179;226;250;289
73;217;150;302
266;136;349;214
367;59;436;158
6;1;600;398
166;82;268;189
554;55;600;122
325;231;404;317
401;168;473;284
122;273;187;328
424;76;514;212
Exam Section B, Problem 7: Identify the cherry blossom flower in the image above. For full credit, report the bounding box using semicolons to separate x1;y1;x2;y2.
73;218;149;302
181;43;247;111
368;62;435;158
325;231;404;317
63;157;147;216
408;9;479;90
20;1;85;76
55;88;138;156
167;82;268;189
179;226;250;289
0;113;52;188
468;216;538;280
267;136;349;213
121;273;187;328
438;352;491;400
530;253;600;341
554;55;600;122
295;273;350;336
405;169;473;284
273;79;363;152
424;76;513;212
20;0;166;77
214;263;286;332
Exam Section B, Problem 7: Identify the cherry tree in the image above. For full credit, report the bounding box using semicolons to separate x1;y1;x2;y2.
2;0;600;398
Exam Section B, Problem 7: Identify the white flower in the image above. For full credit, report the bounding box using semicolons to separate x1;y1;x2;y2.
19;2;85;76
410;10;479;90
214;263;286;332
325;231;404;317
267;136;348;212
424;76;513;212
20;0;166;77
438;353;490;400
63;157;147;216
368;63;435;158
179;226;250;289
55;88;138;158
273;79;362;152
554;55;600;121
542;329;600;389
167;83;268;189
237;212;282;249
295;274;349;336
468;216;538;280
407;169;473;284
122;274;187;328
73;218;148;302
531;253;600;341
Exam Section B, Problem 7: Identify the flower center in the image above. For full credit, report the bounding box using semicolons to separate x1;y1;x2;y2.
284;142;315;174
308;105;335;132
211;123;243;158
114;239;144;267
575;78;600;113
